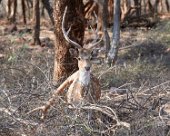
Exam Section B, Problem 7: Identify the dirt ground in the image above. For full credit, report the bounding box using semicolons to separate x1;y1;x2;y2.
0;19;170;136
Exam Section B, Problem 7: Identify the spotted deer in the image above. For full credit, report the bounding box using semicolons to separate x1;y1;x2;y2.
29;7;101;119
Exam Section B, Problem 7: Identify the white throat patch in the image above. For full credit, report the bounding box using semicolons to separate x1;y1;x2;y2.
79;70;90;86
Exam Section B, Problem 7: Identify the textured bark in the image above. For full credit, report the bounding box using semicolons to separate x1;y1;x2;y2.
166;0;170;12
107;0;120;66
108;0;113;24
97;2;102;31
12;0;17;22
102;0;110;57
7;0;17;23
21;0;26;24
41;0;55;25
7;0;12;19
26;0;33;19
154;0;160;13
147;0;154;14
134;0;141;17
53;0;84;82
32;0;41;45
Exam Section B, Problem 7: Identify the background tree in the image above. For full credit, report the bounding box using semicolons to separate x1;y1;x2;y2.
107;0;120;66
26;0;33;19
53;0;85;82
32;0;41;45
21;0;26;24
102;0;110;57
134;0;141;17
41;0;54;26
7;0;17;23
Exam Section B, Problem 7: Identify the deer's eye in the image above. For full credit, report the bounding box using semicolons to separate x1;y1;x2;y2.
77;57;81;60
90;57;93;60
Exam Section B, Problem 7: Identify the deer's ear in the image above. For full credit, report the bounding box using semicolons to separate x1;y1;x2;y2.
91;49;99;58
69;48;78;58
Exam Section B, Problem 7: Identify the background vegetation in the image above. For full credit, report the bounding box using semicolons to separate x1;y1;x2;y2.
0;0;170;135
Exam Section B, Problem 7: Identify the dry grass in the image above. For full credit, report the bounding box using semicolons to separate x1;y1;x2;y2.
0;20;170;136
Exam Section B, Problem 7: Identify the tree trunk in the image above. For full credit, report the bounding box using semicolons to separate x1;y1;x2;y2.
160;0;168;13
8;0;17;23
134;0;141;17
32;0;41;45
107;0;120;66
159;0;163;13
147;0;154;15
41;0;55;26
102;0;110;57
41;5;45;17
7;0;12;19
97;2;102;31
108;0;113;25
53;0;84;82
21;0;26;24
26;0;33;19
166;0;170;12
13;0;17;22
154;0;160;14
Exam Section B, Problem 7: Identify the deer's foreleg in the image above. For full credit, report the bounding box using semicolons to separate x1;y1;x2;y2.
40;74;76;119
28;73;77;120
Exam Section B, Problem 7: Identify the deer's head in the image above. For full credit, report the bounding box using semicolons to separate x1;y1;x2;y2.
62;7;102;72
69;48;92;72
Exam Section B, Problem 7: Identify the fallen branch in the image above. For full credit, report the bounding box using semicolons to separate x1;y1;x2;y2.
143;80;170;93
0;107;38;126
82;104;130;129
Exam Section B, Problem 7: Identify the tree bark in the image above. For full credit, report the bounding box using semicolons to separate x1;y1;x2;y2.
7;0;12;19
166;0;170;12
154;0;160;14
12;0;17;23
53;0;84;82
26;0;33;19
102;0;110;57
107;0;120;66
21;0;26;24
32;0;41;45
108;0;113;25
8;0;17;23
147;0;154;14
134;0;141;17
97;1;102;31
41;0;55;26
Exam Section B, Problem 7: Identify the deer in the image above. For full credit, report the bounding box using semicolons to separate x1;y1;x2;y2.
28;6;102;120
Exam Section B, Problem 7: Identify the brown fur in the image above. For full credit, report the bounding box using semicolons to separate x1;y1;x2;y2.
38;48;101;119
30;7;101;119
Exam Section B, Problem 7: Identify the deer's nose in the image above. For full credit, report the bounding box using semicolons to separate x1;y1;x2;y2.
85;67;90;71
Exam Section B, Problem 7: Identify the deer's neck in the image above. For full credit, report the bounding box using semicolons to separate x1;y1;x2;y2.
78;70;90;86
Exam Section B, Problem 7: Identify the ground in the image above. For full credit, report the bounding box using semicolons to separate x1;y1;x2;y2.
0;19;170;136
